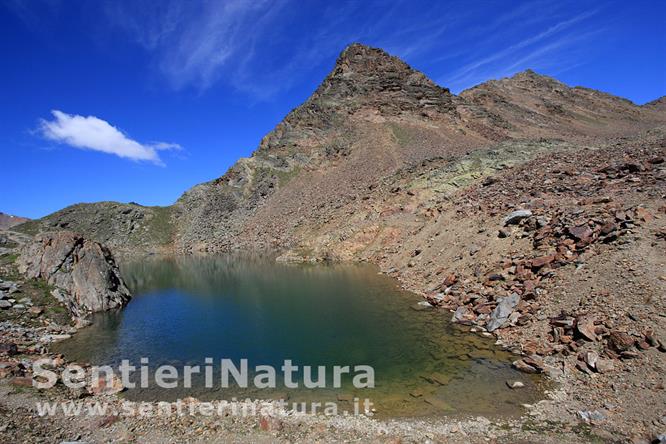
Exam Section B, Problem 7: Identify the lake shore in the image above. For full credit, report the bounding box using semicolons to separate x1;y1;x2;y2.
0;243;647;443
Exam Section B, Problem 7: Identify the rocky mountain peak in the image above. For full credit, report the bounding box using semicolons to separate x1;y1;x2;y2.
330;43;413;79
254;43;458;157
509;69;571;91
309;43;455;113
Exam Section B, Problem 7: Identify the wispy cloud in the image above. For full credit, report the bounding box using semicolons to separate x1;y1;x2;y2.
106;0;289;92
39;110;180;165
2;0;61;31
104;0;467;97
439;6;602;92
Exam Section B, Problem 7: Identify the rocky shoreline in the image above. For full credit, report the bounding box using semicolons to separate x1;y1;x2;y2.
0;229;603;443
366;134;666;442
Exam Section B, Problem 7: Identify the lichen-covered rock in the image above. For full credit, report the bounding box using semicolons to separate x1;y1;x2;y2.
17;231;130;317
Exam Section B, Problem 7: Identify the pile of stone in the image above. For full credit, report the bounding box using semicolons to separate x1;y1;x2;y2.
441;203;653;333
546;310;665;374
0;280;33;312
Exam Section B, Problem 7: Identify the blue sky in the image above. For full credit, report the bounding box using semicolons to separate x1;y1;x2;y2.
2;0;665;219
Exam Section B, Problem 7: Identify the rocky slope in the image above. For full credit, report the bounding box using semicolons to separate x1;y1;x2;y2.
173;44;666;254
14;202;174;257
0;212;29;230
459;70;665;139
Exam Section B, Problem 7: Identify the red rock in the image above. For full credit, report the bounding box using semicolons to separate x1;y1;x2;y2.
259;416;282;431
576;317;598;342
568;225;594;242
522;356;545;372
523;280;537;293
474;304;493;314
636;341;651;351
97;415;120;428
442;273;457;287
608;331;635;352
634;207;653;222
28;306;43;317
599;222;617;236
89;374;125;395
531;255;556;269
10;377;33;388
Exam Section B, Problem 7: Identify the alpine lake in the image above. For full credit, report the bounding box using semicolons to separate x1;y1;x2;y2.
53;255;544;418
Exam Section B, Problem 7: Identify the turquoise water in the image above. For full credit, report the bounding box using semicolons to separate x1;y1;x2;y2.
54;255;542;417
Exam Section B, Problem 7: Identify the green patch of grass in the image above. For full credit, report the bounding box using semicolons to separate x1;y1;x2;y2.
143;206;175;246
388;123;412;147
11;220;40;236
274;166;301;187
0;253;19;266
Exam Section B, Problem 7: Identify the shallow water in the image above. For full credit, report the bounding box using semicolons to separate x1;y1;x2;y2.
54;255;543;418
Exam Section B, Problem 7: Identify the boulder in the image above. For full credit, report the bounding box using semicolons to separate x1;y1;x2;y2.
576;316;598;341
503;210;532;226
17;231;131;317
452;306;475;324
512;359;538;374
608;331;635;352
486;293;520;332
595;358;614;374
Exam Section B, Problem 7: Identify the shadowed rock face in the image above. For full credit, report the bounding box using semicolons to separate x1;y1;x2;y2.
17;231;131;317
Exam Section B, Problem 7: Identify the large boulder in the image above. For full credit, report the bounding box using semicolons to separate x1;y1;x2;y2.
486;293;521;332
17;231;131;317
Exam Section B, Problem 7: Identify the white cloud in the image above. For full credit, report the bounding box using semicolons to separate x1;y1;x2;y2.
39;110;180;165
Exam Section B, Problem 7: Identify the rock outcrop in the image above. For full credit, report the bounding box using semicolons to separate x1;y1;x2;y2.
17;231;131;317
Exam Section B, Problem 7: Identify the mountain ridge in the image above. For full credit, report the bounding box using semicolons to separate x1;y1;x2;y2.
0;212;30;230
13;43;666;255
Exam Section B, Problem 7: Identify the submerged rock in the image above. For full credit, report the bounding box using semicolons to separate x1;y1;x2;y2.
17;231;131;317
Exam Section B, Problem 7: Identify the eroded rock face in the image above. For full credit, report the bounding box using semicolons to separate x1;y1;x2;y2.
17;231;130;317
